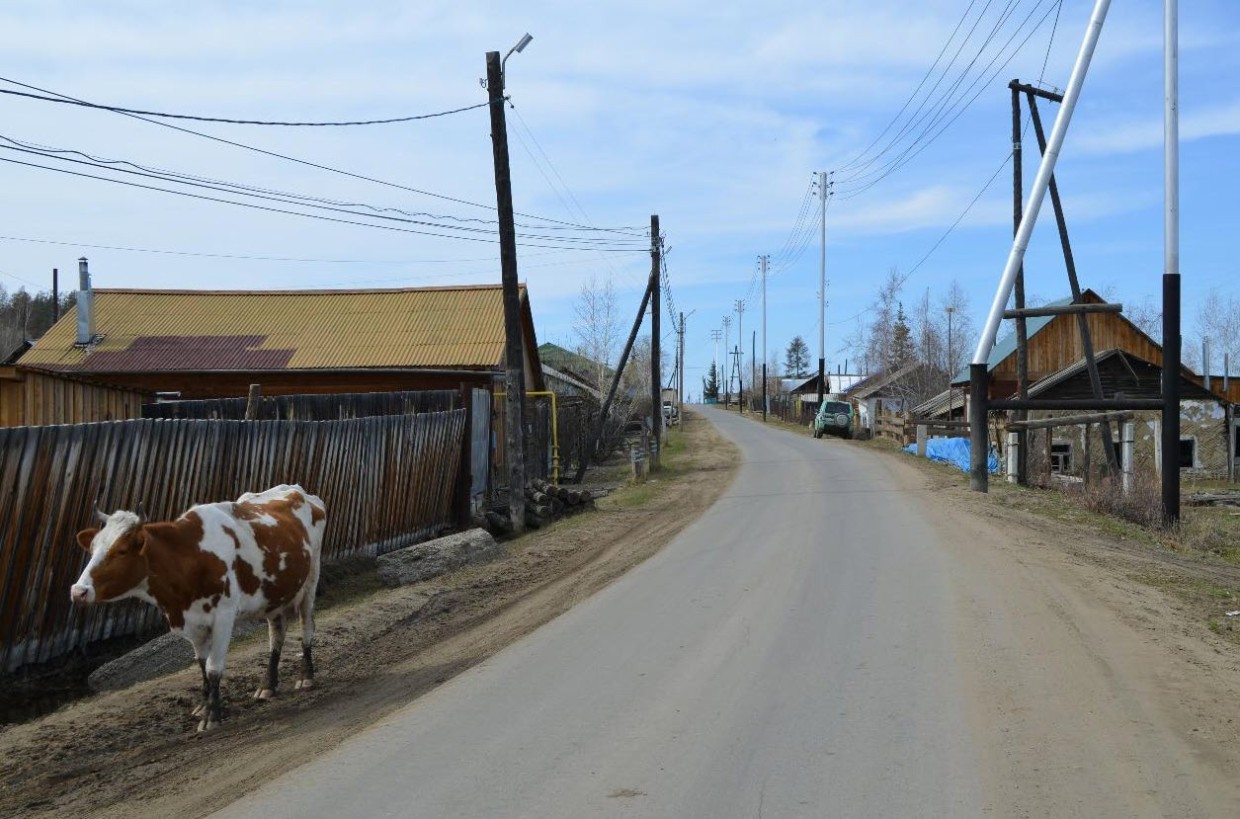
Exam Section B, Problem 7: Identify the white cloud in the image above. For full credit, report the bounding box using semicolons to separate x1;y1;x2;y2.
1073;98;1240;156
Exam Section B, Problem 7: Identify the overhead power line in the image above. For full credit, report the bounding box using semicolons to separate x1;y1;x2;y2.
0;155;647;253
835;0;1062;199
0;76;636;232
0;82;499;126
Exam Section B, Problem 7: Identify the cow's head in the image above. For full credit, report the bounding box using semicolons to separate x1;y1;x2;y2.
70;511;149;605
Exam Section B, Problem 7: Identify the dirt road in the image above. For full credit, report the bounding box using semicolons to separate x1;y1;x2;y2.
4;406;1239;817
210;406;1239;818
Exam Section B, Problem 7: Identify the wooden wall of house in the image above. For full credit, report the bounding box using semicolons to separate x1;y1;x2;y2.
78;370;498;401
992;312;1164;385
0;369;148;427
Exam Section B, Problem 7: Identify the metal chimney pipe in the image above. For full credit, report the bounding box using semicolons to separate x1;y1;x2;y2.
1203;340;1210;391
76;257;94;345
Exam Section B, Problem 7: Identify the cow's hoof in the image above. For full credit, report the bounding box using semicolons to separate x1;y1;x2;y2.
254;688;274;701
294;678;314;691
197;718;219;733
191;704;206;718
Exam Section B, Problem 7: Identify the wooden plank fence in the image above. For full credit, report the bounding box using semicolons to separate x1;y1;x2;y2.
0;409;465;673
874;409;915;446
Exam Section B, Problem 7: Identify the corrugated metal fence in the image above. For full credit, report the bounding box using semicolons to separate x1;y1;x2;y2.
0;409;465;672
142;389;457;420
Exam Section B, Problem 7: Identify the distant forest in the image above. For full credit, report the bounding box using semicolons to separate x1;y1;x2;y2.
0;285;76;360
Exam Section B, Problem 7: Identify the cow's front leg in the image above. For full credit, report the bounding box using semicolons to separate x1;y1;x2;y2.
255;613;287;701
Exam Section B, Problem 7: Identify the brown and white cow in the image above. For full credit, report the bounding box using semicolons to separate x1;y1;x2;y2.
70;484;326;731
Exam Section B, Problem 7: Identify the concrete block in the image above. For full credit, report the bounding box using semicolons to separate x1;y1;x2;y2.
376;528;502;587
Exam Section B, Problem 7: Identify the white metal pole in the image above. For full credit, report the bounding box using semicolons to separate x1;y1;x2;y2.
1166;0;1179;290
972;0;1113;364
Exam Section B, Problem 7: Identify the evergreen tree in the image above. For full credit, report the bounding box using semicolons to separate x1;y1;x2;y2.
889;302;913;369
702;361;719;400
784;336;810;377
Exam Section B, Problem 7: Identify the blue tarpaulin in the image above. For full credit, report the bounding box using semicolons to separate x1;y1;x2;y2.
903;437;999;474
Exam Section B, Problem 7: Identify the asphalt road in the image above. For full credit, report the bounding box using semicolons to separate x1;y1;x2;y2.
210;407;1234;818
212;408;985;818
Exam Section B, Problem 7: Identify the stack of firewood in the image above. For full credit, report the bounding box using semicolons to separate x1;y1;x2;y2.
483;478;598;535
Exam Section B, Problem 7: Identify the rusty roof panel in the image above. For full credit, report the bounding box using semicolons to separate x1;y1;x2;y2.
19;285;524;372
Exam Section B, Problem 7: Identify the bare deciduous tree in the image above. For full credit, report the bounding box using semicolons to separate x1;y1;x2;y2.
571;273;619;388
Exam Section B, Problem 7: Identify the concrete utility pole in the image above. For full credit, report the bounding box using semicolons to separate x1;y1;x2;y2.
817;171;831;405
760;254;769;421
650;214;662;470
486;36;532;529
735;299;745;413
722;315;732;402
1162;0;1181;523
709;328;722;398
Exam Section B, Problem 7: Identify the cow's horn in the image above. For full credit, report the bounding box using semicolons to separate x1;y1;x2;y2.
135;501;147;522
93;498;109;524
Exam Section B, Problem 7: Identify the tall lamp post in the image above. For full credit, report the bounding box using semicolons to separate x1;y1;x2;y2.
487;33;533;531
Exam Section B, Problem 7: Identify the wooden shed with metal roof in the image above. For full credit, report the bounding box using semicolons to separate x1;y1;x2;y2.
6;283;544;419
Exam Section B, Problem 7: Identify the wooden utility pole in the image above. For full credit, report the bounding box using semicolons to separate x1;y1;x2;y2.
573;280;653;484
1011;83;1030;485
678;311;685;415
487;49;526;530
649;214;662;470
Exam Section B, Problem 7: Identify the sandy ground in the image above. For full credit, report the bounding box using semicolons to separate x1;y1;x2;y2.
0;411;738;819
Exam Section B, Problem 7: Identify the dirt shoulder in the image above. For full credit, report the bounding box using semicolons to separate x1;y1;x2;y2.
0;411;739;819
856;437;1240;814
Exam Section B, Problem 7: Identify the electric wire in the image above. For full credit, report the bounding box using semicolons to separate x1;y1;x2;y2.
0;232;575;265
0;133;646;235
0;83;498;126
0;136;648;248
836;0;1059;198
0;76;640;233
0;155;647;253
837;0;1002;179
836;0;985;174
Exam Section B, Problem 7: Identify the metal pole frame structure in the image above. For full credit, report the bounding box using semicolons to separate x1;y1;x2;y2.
1162;0;1181;523
1019;83;1121;475
486;39;532;530
970;0;1112;492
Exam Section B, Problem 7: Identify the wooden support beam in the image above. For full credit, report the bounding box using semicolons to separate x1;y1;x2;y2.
992;398;1161;411
1002;303;1122;319
1008;79;1064;103
1007;410;1134;431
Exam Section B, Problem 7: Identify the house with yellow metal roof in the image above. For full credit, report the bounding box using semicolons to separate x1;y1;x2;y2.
2;280;544;425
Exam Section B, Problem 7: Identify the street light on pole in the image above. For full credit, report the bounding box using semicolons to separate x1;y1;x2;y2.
487;33;533;531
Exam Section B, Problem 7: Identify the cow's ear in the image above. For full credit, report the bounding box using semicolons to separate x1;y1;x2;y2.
76;528;99;553
135;527;150;556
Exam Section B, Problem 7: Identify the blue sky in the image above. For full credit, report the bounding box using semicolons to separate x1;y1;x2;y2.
0;1;1236;391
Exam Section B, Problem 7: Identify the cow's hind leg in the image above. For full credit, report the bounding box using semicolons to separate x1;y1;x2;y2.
254;613;287;701
188;629;211;719
294;585;318;691
199;612;235;732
